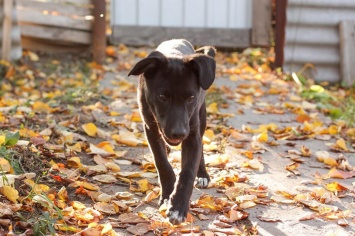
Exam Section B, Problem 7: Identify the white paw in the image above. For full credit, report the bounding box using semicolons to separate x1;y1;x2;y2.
168;210;185;225
195;177;209;188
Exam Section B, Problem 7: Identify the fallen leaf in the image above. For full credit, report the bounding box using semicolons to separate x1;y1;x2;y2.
335;138;349;152
327;168;354;179
2;185;19;203
118;213;148;223
93;174;117;183
325;182;349;193
248;158;264;171
0;158;11;173
82;123;98;137
257;215;282;222
126;223;150;235
112;132;143;147
94;202;117;214
71;181;100;191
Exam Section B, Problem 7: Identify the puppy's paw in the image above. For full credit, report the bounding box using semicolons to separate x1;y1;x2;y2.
195;177;209;188
166;198;189;225
167;210;186;225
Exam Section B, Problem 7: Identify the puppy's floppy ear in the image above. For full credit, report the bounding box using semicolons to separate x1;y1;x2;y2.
195;46;216;58
189;54;216;90
128;51;166;76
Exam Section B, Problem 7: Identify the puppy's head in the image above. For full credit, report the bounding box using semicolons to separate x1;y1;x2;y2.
128;51;216;145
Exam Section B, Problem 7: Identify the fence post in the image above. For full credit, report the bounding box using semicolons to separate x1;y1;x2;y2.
2;0;13;61
92;0;106;64
274;0;287;69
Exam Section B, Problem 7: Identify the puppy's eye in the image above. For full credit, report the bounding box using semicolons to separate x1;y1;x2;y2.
187;95;195;103
158;94;167;102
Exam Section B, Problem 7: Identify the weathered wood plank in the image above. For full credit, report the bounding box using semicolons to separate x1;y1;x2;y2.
21;37;90;53
17;9;92;30
2;0;13;60
17;0;92;16
339;20;355;87
252;0;272;47
111;25;250;48
54;0;92;6
19;24;91;44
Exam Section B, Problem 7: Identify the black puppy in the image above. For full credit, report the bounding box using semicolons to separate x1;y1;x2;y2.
128;39;216;224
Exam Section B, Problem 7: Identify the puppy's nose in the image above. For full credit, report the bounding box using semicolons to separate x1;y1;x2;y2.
171;129;187;140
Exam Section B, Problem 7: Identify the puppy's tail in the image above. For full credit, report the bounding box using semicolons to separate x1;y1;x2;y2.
195;46;216;58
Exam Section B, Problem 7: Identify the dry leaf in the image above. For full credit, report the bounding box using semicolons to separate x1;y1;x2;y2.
93;174;117;183
126;223;150;235
118;213;148;223
335;138;349;151
327;168;354;179
112;132;143;147
2;185;19;203
94;202;117;214
82;123;98;137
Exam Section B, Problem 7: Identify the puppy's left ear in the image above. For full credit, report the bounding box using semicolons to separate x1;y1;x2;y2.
195;46;216;58
189;55;216;90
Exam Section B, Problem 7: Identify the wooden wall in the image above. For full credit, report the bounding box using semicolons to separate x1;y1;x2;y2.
0;0;22;60
110;0;272;48
16;0;94;52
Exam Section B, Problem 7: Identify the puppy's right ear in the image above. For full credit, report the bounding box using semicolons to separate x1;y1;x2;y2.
128;51;165;76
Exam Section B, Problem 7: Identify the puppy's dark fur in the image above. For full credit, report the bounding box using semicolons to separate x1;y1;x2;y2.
128;39;216;225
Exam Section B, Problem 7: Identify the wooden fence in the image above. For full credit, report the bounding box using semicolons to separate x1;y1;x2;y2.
1;0;106;63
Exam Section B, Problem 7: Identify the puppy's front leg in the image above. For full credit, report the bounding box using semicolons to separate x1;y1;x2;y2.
144;124;176;205
167;133;202;225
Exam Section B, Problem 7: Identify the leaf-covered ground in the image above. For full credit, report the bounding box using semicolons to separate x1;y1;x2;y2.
0;45;354;235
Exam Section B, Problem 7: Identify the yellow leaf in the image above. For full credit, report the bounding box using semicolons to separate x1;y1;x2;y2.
67;157;83;169
203;129;215;144
328;125;339;135
0;158;11;173
67;142;82;152
335;138;348;151
104;162;121;172
323;157;338;167
97;141;115;154
23;179;50;193
110;111;121;116
55;224;79;232
130;179;150;193
255;130;268;142
130;112;142;122
143;189;160;202
72;201;86;210
2;185;19;203
301;145;311;157
286;162;299;171
89;143;113;157
112;132;142;147
0;135;5;145
325;182;348;193
27;51;39;61
101;223;113;235
32;101;51;113
206;102;219;114
82;123;97;137
73;181;100;191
